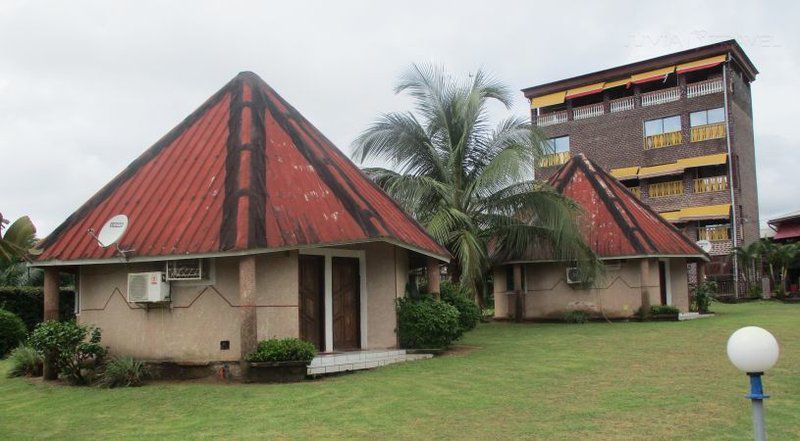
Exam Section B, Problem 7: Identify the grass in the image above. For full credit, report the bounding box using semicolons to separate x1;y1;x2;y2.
1;301;798;440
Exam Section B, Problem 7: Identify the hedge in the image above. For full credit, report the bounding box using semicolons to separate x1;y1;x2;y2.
0;287;76;331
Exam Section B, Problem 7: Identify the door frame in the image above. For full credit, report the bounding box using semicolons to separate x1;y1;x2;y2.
658;259;672;305
299;248;367;352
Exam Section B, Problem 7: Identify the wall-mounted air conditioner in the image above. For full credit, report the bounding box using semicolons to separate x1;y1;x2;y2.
566;267;584;285
127;272;171;303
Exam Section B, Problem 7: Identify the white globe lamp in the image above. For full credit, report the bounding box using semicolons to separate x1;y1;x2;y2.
726;326;780;441
726;326;780;373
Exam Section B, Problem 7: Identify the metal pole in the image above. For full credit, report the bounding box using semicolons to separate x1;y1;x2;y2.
747;373;768;441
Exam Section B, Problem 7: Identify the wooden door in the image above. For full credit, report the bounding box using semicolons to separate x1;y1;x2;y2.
332;257;360;350
658;261;668;305
299;255;325;351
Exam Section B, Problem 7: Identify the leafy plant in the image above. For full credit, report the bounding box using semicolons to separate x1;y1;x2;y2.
246;338;316;363
440;280;482;333
352;65;598;304
693;280;717;313
0;308;27;356
99;357;149;388
28;321;106;385
6;344;42;377
397;296;461;349
0;214;37;266
649;305;680;315
0;287;76;331
563;310;590;324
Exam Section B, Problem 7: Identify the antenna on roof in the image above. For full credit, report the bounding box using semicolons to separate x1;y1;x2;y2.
87;214;134;260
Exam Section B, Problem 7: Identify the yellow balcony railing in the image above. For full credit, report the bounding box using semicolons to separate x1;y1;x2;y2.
537;151;570;168
629;186;641;198
648;180;684;198
644;130;682;150
698;225;730;242
694;176;728;193
690;123;726;142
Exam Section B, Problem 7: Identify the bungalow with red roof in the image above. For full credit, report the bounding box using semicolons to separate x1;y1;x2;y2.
31;72;449;376
493;154;709;320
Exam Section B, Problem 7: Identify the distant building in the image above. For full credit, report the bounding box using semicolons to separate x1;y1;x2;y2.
492;154;708;320
523;40;759;280
767;211;800;242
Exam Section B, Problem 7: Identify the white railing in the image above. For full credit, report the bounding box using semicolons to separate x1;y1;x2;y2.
535;110;568;127
610;96;635;113
687;78;723;98
641;87;680;107
572;103;604;120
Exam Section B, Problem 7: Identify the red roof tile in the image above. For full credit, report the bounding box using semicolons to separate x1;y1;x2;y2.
35;72;449;263
546;154;708;260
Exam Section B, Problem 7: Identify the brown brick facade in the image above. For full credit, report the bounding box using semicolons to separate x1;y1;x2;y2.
530;62;758;278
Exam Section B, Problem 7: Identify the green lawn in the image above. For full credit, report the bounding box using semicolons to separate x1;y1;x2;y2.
1;302;798;440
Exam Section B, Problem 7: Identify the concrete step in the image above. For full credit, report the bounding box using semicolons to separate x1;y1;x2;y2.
307;350;433;375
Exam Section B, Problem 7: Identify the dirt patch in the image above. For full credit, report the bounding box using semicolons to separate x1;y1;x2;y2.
441;345;480;357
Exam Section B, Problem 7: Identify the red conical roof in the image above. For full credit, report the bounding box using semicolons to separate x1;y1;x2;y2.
35;72;449;264
546;154;707;260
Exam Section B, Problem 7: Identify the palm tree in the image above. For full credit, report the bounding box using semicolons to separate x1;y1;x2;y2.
732;241;762;292
352;64;596;302
0;213;36;266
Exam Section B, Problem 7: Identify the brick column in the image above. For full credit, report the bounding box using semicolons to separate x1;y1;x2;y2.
513;264;524;322
42;267;59;380
427;258;440;299
239;255;258;375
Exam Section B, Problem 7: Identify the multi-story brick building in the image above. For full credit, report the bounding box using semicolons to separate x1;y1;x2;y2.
523;40;759;284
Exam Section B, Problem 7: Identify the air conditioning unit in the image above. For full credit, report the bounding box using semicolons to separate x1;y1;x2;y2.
566;267;584;285
127;272;171;303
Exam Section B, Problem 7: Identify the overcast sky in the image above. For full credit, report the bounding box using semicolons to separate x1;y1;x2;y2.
1;0;797;238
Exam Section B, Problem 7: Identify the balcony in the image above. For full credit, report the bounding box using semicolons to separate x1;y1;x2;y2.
690;122;726;142
694;176;728;193
610;96;635;113
573;103;604;120
536;111;568;127
629;186;641;198
698;225;731;242
537;151;570;168
648;180;684;198
641;87;680;107
644;130;682;150
687;78;723;98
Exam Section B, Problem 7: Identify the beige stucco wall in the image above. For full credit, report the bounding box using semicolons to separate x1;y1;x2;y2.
77;242;411;362
493;257;691;320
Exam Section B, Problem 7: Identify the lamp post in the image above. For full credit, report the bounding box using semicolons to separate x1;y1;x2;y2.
726;326;780;441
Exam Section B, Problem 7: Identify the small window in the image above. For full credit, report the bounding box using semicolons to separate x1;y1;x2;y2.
644;115;681;136
545;136;570;153
690;107;725;127
74;270;81;315
166;259;212;282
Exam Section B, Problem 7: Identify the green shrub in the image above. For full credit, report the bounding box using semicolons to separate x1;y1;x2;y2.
0;287;75;331
28;321;106;385
99;357;149;388
0;308;27;356
6;344;42;377
693;280;716;314
563;310;590;324
649;304;680;315
397;296;461;349
246;338;316;363
440;280;481;333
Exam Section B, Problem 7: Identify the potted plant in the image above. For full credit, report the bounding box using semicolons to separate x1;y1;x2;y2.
244;338;316;383
647;304;680;321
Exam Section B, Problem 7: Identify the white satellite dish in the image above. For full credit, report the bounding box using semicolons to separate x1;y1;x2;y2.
696;239;713;253
96;215;129;248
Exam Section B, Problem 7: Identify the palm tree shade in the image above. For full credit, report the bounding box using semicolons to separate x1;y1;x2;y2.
351;64;597;300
